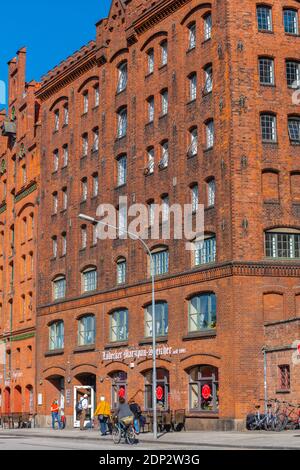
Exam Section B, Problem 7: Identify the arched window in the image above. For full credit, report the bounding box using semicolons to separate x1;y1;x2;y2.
52;276;66;300
110;309;128;343
188;72;197;101
284;8;298;35
117;61;128;93
144;369;169;411
188;22;196;50
145;301;168;338
205;119;214;149
265;228;300;259
82;267;97;293
117;258;127;285
203;12;212;40
257;5;272;32
193;235;216;266
189;365;219;412
49;321;64;351
151;247;169;276
117;107;127;138
159;141;169;169
160;40;168;66
203;64;213;94
189;293;217;332
188;127;198;157
78;315;95;346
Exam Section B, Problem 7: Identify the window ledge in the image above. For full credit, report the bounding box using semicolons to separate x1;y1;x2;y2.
263;199;280;205
203;147;214;153
285;33;300;38
159;113;168;121
186;99;197;107
145;121;154;128
62;124;68;129
186;47;196;54
276;390;291;394
115;183;127;190
290;141;300;146
105;342;128;350
81;112;88;118
158;64;167;72
187;412;219;419
258;29;274;34
145;72;154;79
260;83;276;88
116;88;127;96
74;345;95;354
45;349;64;357
182;330;217;341
262;141;278;146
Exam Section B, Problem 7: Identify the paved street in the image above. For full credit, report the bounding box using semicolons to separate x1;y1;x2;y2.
1;428;300;450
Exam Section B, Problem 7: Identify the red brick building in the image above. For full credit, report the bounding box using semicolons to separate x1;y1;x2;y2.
34;0;300;430
0;48;40;418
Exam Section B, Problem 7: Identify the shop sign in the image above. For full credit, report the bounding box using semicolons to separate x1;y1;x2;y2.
66;389;71;405
102;345;186;362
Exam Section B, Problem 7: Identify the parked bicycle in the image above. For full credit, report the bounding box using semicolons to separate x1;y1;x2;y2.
247;398;300;432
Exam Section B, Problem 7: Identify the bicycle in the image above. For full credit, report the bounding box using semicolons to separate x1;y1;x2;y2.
112;417;136;445
273;401;300;431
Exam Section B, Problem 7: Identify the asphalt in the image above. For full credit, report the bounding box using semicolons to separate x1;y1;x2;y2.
1;428;300;450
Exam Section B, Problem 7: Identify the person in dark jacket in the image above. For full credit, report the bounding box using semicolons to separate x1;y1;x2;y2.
129;399;142;434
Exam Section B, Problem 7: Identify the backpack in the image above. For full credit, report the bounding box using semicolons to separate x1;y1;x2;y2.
76;401;83;413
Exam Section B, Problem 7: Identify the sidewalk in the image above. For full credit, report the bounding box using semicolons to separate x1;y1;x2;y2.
1;427;300;449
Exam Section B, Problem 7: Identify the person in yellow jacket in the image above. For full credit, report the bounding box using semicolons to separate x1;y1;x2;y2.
95;396;111;436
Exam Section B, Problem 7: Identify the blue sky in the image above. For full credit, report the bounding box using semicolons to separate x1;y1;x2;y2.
0;0;111;105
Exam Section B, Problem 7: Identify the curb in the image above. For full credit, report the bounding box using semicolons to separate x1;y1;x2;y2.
0;431;299;450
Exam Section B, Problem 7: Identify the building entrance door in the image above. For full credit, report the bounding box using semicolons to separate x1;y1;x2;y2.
73;385;95;428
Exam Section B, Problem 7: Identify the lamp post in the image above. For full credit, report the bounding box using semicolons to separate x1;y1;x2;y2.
78;214;158;439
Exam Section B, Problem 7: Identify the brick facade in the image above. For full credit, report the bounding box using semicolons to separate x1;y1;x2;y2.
1;0;300;430
0;48;40;417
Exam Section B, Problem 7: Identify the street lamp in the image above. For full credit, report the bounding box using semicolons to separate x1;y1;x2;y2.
78;213;158;439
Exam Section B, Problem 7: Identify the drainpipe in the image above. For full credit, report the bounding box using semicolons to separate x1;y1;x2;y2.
262;347;268;415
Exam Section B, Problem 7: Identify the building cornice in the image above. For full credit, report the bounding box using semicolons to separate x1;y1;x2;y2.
36;46;97;102
126;0;193;43
37;260;300;316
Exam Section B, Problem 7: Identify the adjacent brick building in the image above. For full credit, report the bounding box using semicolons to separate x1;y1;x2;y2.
0;0;298;430
0;48;40;417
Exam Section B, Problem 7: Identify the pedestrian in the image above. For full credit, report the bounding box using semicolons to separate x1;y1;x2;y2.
60;409;66;429
78;394;89;431
95;396;111;436
129;399;142;434
116;397;134;426
50;400;61;430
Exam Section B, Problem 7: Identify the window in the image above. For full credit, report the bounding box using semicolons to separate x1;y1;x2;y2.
147;96;154;123
204;13;212;40
62;187;67;210
117;62;128;93
284;9;298;35
161;89;168;116
189;73;197;101
82;268;97;292
286;60;300;88
147;49;154;74
189;293;216;332
117;258;126;285
194;236;216;266
92;173;99;197
188;23;196;49
191;184;199;213
94;85;100;107
160;41;168;66
61;232;67;256
148;200;155;227
145;302;168;338
111;372;128;410
147;148;155;174
53;277;66;300
117;155;127;186
207;179;216;207
83;91;89;114
278;365;290;391
117;108;127;138
63;105;69;126
63;145;68;167
52;192;58;214
82;134;88;157
152;249;169;276
206;120;214;149
189;366;219;412
259;57;274;85
145;369;169;411
54;110;59;131
159;141;169;169
53;150;59;172
203;64;213;94
92;128;99;152
52;236;58;258
161;195;170;223
110;309;128;342
257;5;272;31
49;321;64;350
78;315;95;346
288;117;300;142
261;114;277;142
81;178;88;202
265;231;300;259
81;225;87;250
188;128;198;157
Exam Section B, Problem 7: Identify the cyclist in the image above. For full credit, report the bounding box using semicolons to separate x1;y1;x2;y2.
116;397;134;425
